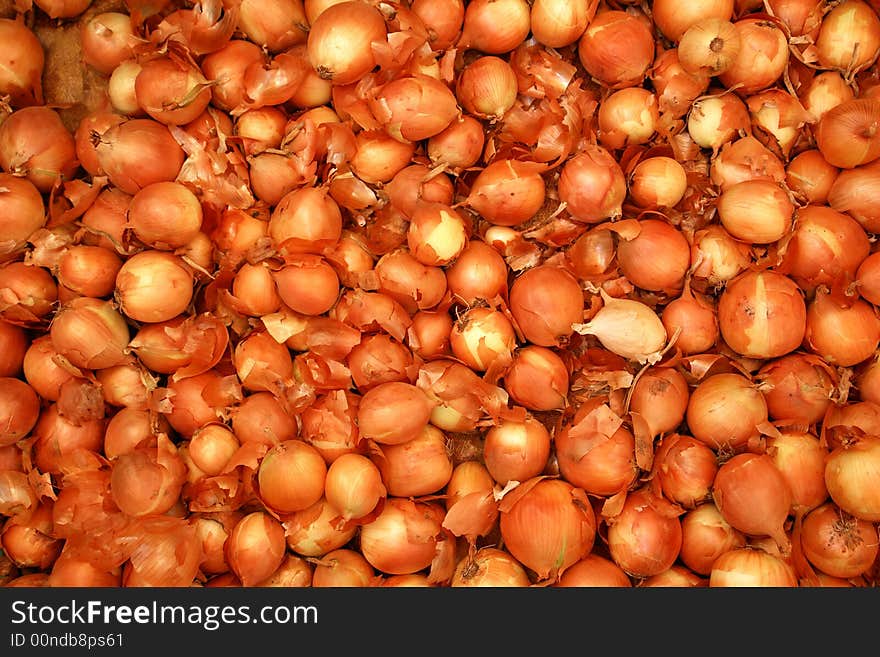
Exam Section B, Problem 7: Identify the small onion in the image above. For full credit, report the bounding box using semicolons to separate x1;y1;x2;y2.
824;435;880;522
800;502;879;579
606;487;684;578
686;372;768;451
679;502;747;576
709;547;798;586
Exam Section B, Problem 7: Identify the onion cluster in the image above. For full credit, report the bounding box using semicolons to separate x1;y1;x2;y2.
2;0;880;589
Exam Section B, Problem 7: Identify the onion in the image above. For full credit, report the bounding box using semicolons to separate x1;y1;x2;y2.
50;297;130;370
0;174;46;255
498;477;596;581
0;18;44;107
94;119;186;195
827;160;880;233
311;548;376;587
110;435;187;517
115;251;194;324
577;9;655;88
377;424;454;497
529;0;596;49
358;497;444;575
800;502;879;579
717;269;807;360
226;511;287;587
824;434;880;521
0;321;28;377
716;179;795;244
572;290;668;364
652;0;734;42
457;0;531;55
509;264;583;348
804;286;880;367
357;381;434;445
237;0;308;53
756;353;836;427
307;1;387;85
555;400;638;496
709;135;786;192
709;546;798;586
686;372;768;451
554;553;632;587
504;346;568;411
411;0;464;51
0;378;40;447
283;497;358;557
814;0;880;76
451;547;531;587
651;433;718;509
0;106;78;193
679;502;747;576
323;453;385;525
606;487;684;578
80;12;137;77
427;115;485;170
713;452;793;553
616;219;691;293
556;144;626;223
661;282;720;355
482;415;552;486
677;18;741;77
815;98;880;169
464;159;547;227
628;156;688;209
717;17;789;96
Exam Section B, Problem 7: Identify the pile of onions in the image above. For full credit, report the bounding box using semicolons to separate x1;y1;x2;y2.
3;0;880;591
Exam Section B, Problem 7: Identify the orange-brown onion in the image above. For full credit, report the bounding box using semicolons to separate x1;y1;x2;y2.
717;269;807;360
780;204;871;291
225;511;287;587
651;433;718;509
0;261;57;323
499;477;596;581
799;501;879;579
283;497;358;557
374;250;447;315
712;452;793;553
94;118;186;196
358;497;445;575
676;18;741;77
814;98;880;169
0;174;46;254
685;372;769;451
258;554;313;588
450;548;531;587
529;0;595;49
311;548;376;587
1;503;62;571
628;156;688;209
716;179;794;244
0;18;44;107
716;17;788;95
652;0;734;42
508;264;583;348
503;345;569;411
827;160;880;233
272;256;341;316
814;0;880;75
0;106;78;193
187;424;239;477
455;55;518;122
553;553;632;587
347;333;414;392
482;414;552;486
824;434;880;522
376;423;454;498
804;287;880;367
756;353;836;426
133;55;212;126
56;245;124;299
406;202;469;267
709;135;786;192
856;251;880;307
566;225;616;279
0;378;40;447
445;239;509;306
127;181;204;251
678;502;747;576
689;224;753;288
616;219;691;293
109;436;187;517
639;565;708;587
464;159;547;228
709;546;798;586
426;114;485;170
115;251;194;324
577;9;655;89
0;321;28;377
629;366;690;440
556;144;626;223
410;0;464;51
349;130;416;184
323;453;386;525
306;1;387;86
356;381;434;445
686;92;751;152
650;47;711;121
449;306;516;373
456;0;531;55
49;296;130;370
597;87;660;150
554;410;638;497
237;0;308;53
661;283;720;355
606;487;684;578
